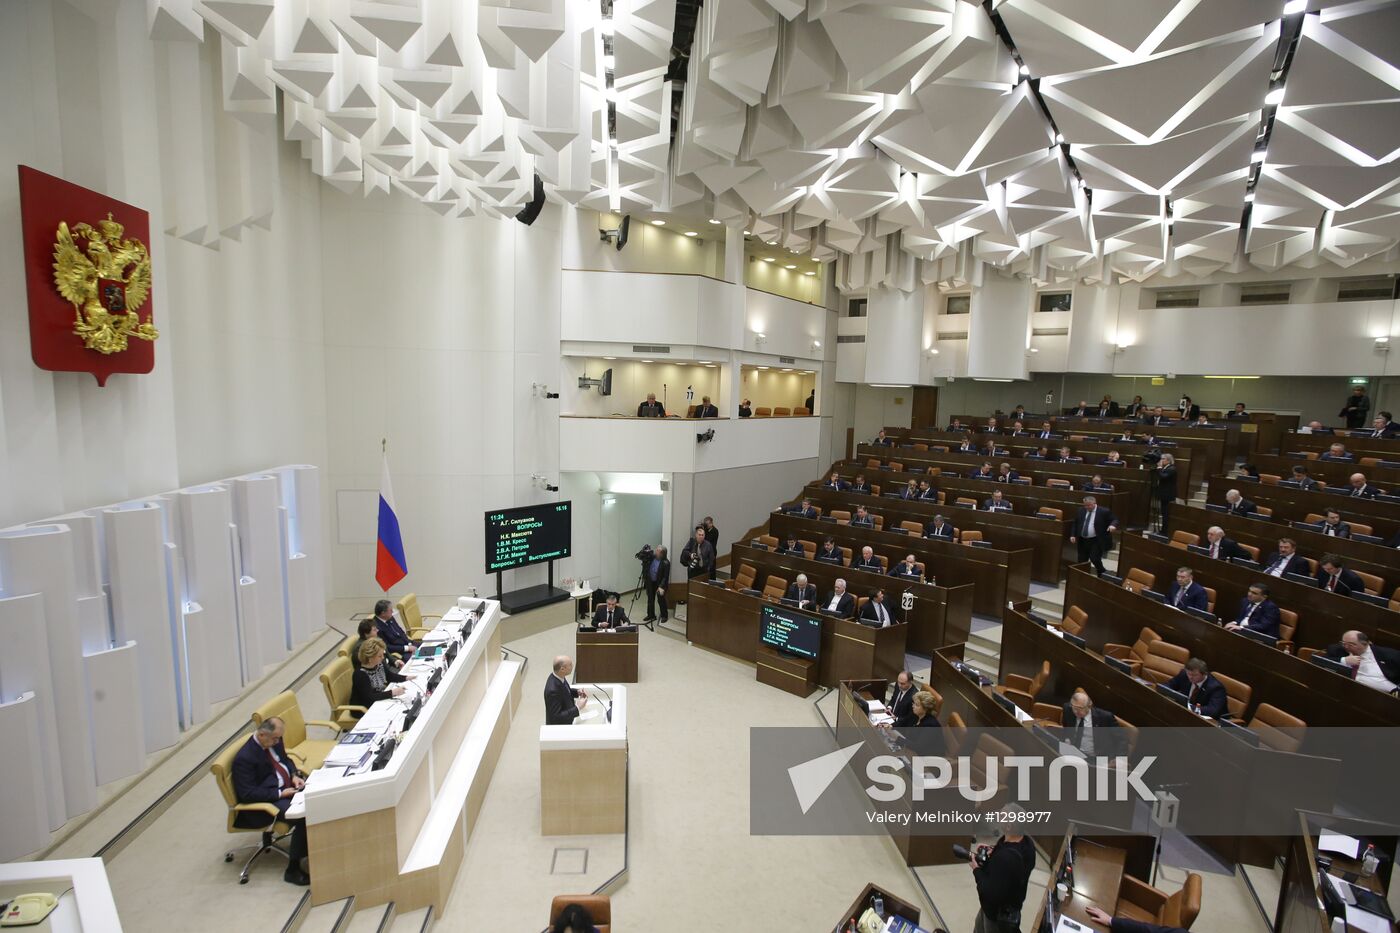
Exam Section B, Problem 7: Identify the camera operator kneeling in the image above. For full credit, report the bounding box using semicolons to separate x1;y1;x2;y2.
965;815;1036;933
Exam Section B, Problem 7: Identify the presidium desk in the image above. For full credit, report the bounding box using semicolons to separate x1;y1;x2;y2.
540;685;628;835
301;599;523;912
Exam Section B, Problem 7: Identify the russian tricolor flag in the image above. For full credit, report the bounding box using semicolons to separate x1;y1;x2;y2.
375;453;408;591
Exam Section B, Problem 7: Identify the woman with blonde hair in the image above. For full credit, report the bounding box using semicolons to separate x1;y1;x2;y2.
350;637;407;714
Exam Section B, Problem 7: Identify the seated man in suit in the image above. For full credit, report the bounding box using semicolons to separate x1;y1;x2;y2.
591;593;629;629
785;574;818;609
1204;526;1248;561
1061;690;1122;757
979;440;1001;457
1010;405;1028;420
1317;554;1365;594
1349;472;1383;499
1164;658;1229;718
785;497;818;519
851;545;882;572
917;479;937;500
983;489;1013;512
1070;399;1091;416
955;437;977;454
1368;412;1399;438
973;461;996;480
1325;630;1400;695
1190;414;1213;428
1057;446;1081;463
850;505;876;528
1301;420;1333;434
1118;428;1140;443
696;395;719;418
1222;488;1257;515
885;670;916;717
233;717;310;885
1290;464;1319;490
1316;508;1351;538
637;393;664;417
924;515;954;541
1027;445;1050;460
1145;406;1171;426
1081;474;1113;492
1099;450;1126;466
996;463;1019;483
823;470;848;491
946;418;966;432
1167;566;1210;612
369;599;416;661
1261;537;1309;578
1122;395;1146;418
1319;442;1355;462
815;536;844;564
889;553;924;581
850;473;872;494
1227;402;1251;421
821;578;856;618
858;588;895;628
1009;420;1028;436
873;429;895;446
1097;396;1119;418
901;479;921;500
1225;583;1280;638
1036;420;1059;440
985;417;1000;434
776;534;806;559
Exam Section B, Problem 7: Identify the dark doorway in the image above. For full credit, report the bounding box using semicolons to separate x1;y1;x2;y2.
912;386;939;430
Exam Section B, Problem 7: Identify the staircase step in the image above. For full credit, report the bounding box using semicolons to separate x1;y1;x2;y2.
969;631;1002;654
390;907;433;933
346;901;395;933
300;898;356;933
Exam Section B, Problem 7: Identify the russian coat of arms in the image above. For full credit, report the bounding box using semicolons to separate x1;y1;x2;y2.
53;215;159;355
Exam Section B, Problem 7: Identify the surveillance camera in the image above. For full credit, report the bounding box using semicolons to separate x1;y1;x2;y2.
546;484;559;492
545;392;560;399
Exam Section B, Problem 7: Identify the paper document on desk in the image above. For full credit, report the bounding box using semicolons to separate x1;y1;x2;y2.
323;744;373;769
1345;907;1392;933
420;629;452;643
866;699;887;714
1318;831;1361;858
1053;917;1090;933
869;713;895;727
1011;704;1033;723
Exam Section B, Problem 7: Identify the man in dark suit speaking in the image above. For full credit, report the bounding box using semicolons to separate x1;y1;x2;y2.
637;393;664;417
820;578;856;618
1069;496;1117;576
591;593;629;629
785;574;818;609
1225;584;1280;638
1061;690;1123;757
545;655;586;725
232;717;309;885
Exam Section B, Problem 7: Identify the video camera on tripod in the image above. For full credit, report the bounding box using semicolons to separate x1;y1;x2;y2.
635;544;655;562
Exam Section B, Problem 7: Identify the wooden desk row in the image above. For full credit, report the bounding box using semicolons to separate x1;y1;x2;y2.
1032;829;1157;933
728;543;973;656
799;483;1070;585
1118;533;1398;645
767;511;1032;616
1060;565;1400;728
1251;451;1400;489
1204;475;1400;542
856;444;1157;525
1275;813;1400;933
685;579;906;689
1283;430;1400;460
1174;508;1400;580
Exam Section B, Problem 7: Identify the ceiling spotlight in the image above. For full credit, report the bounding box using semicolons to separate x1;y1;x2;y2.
1264;87;1285;107
642;359;653;363
1251;149;1267;163
1019;63;1030;76
650;219;665;226
603;356;617;360
1055;133;1065;144
762;257;775;262
785;264;796;269
684;231;698;237
743;229;752;235
708;218;721;225
757;366;770;370
813;340;821;349
804;271;816;276
1283;0;1306;13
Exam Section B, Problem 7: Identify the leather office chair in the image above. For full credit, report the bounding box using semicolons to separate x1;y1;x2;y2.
793;407;810;416
955;497;978;508
1214;672;1252;721
1260;473;1281;485
996;660;1050;713
319;657;368;732
250;691;339;772
755;407;772;417
761;577;787;602
1277;609;1297;654
926;467;942;478
1031;701;1061;726
935;491;947;504
866;458;882;469
1169;531;1200;548
757;534;778;549
1037;507;1063;520
1303;557;1318;575
1352;522;1374;537
334;633;358;662
729;565;757;591
870;484;881;496
1248;703;1306;753
912;443;929;451
1297;647;1319;662
921;685;944;716
1046;478;1072;489
1303;451;1319;460
549;895;611;933
773;407;791;416
1140;640;1189;685
211;733;294;884
900;520;922;535
1257;506;1273;517
1058;605;1088;636
931;445;950;453
1116;873;1202;930
830;510;852;523
961;530;984;545
799;539;818;556
1238;542;1260;560
1360;456;1380;467
1122;568;1156;594
1114;715;1140;758
1304;512;1324;525
1353;572;1384;597
1390;587;1400;612
943;712;967;757
393;593;439;640
838;546;852;565
889;462;905;472
1200;586;1217;613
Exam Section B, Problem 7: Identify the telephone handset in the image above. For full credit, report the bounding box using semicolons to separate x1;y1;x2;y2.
0;892;60;927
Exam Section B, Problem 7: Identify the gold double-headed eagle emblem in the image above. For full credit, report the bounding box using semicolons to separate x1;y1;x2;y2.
52;213;158;355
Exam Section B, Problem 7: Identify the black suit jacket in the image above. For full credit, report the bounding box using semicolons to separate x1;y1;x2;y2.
1349;484;1382;499
982;498;1012;512
1261;552;1309;577
823;479;849;491
887;682;916;719
545;673;583;725
776;542;806;559
1225;498;1257;515
815;547;843;564
1110;918;1189;933
1179;404;1201;420
849;482;871;493
822;591;856;618
231;736;300;828
637;400;664;417
1204;537;1247;560
680;537;715;570
859;599;894;627
785;583;818;606
1317;567;1365;595
1060;706;1123;756
924;521;954;540
1325;643;1400;684
592;605;629;628
1316;520;1352;539
1097;403;1119;417
851;555;883;571
697;404;719;418
1164;671;1229;718
787;505;819;519
351;662;406;710
1233;598;1280;637
1167;582;1210;612
1072;506;1116;544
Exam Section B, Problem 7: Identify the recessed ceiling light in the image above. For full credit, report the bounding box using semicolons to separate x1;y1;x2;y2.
698;360;711;364
1283;0;1306;13
708;219;721;225
1245;192;1256;202
804;271;816;276
1055;132;1065;143
684;231;698;237
1251;149;1267;163
781;368;793;372
603;356;616;360
743;230;752;235
762;257;775;262
1019;64;1030;76
1264;87;1285;107
705;364;716;368
789;248;799;253
757;366;770;370
641;359;653;363
785;264;796;269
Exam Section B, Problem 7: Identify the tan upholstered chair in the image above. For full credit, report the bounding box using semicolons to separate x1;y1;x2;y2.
250;691;339;771
761;576;787;602
1169;531;1200;549
755;407;772;417
773;407;791;416
1355;570;1384;594
550;895;612;933
1038;507;1063;520
1047;478;1072;489
1123;568;1156;594
1260;473;1281;485
1116;873;1202;930
1214;672;1252;721
1140;640;1189;685
1059;605;1088;636
319;657;367;732
1278;609;1298;654
1352;522;1373;536
961;530;984;545
830;510;852;523
996;660;1050;712
211;734;295;884
757;534;778;549
730;564;757;591
393;593;438;639
900;520;923;535
1248;704;1306;753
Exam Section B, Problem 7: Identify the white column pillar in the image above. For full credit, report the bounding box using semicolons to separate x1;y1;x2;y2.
968;273;1033;380
1065;282;1119;374
864;285;923;385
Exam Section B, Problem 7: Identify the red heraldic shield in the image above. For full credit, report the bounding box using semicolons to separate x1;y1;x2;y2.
17;165;156;386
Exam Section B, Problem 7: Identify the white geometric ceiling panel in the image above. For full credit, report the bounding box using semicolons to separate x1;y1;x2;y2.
156;0;1400;278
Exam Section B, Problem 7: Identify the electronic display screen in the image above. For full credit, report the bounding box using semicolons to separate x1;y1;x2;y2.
759;603;822;661
485;501;571;572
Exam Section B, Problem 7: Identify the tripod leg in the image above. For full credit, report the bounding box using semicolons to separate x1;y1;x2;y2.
628;569;653;631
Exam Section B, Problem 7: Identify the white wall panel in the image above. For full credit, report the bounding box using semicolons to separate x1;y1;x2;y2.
83;642;145;785
968;274;1033;381
560;270;711;345
284;465;325;635
0;595;62;830
174;485;242;703
560;415;823;474
103;504;180;753
0;524;96;822
744;288;829;362
235;575;261;685
233;475;290;673
0;694;50;861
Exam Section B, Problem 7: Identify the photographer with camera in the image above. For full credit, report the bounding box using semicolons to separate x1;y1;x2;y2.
640;544;670;623
962;811;1036;933
680;524;714;580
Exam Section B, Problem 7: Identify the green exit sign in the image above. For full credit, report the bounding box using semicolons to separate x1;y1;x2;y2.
1350;377;1370;385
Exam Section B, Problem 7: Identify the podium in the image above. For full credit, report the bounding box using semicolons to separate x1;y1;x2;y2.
575;627;638;682
539;685;628;835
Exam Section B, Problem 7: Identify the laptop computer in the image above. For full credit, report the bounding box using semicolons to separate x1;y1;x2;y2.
1156;683;1189;707
1310;654;1353;676
1142;589;1167;603
1184;606;1219;624
1235;627;1278;647
1105;656;1133;676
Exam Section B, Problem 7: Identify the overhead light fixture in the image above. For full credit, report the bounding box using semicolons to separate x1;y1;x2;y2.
762;257;775;262
813;340;822;349
757;366;770;370
1264;87;1285;107
785;264;796;269
781;368;793;372
1251;149;1267;163
1055;133;1065;143
1204;375;1263;379
684;231;698;237
698;359;711;364
641;359;653;363
705;364;717;368
1245;192;1256;202
870;384;912;388
1028;347;1040;353
973;378;1014;383
788;248;799;253
743;230;752;235
707;218;721;225
1019;63;1030;76
804;271;816;276
603;356;616;360
928;348;939;355
650;219;665;227
1283;0;1306;13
